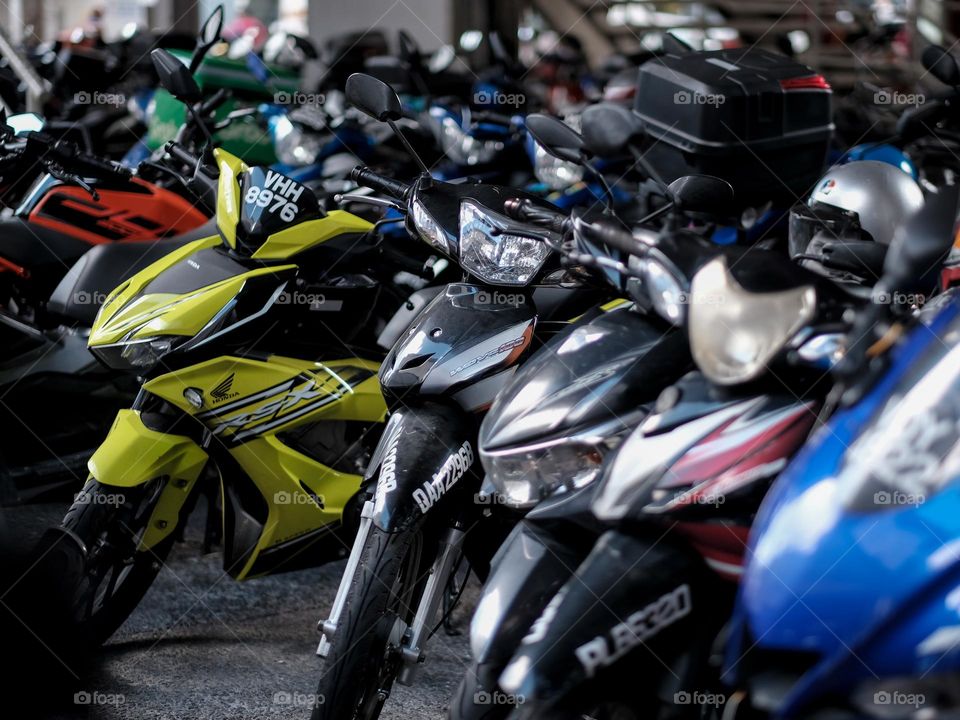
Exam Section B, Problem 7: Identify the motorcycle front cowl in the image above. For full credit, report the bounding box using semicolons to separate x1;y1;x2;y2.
378;283;538;409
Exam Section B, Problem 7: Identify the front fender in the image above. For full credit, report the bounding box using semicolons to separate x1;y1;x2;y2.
88;409;208;549
364;403;479;533
499;530;717;716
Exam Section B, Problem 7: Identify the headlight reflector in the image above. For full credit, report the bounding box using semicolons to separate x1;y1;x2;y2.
484;441;604;509
689;256;816;385
91;336;176;373
272;115;323;166
439;117;504;166
459;200;552;286
412;198;452;254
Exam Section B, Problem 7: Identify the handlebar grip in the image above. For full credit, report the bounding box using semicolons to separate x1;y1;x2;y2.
351;166;411;201
165;141;200;168
504;198;568;234
578;219;645;257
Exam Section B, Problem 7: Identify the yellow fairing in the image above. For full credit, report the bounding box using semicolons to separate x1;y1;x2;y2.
88;410;208;550
251;210;373;260
213;147;374;259
215;148;243;249
88;240;295;346
143;354;387;579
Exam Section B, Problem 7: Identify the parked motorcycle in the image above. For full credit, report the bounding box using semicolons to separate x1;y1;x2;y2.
481;184;957;720
29;49;447;653
312;72;611;720
723;188;960;719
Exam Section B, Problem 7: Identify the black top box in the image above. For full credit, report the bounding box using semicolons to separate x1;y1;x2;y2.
634;48;834;210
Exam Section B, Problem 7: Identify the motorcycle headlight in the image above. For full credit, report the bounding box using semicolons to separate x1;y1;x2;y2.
272;115;323;166
689;256;816;385
459;199;553;286
483;441;605;509
90;336;177;373
533;142;584;190
440;117;504;166
412;198;453;254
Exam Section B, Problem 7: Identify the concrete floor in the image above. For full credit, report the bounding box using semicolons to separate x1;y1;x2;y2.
1;499;476;720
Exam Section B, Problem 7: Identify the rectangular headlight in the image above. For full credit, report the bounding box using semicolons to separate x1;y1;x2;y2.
459;199;552;286
689;256;816;385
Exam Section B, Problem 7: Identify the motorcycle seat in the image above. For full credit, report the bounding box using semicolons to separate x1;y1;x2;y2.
47;217;217;326
0;216;94;277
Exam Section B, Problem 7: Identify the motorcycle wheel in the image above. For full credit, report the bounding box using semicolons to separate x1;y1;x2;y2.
312;525;431;720
45;477;175;649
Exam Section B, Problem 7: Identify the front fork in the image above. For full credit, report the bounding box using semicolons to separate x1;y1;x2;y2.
317;503;467;686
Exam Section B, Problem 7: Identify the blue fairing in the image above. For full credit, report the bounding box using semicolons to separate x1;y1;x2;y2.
727;299;960;716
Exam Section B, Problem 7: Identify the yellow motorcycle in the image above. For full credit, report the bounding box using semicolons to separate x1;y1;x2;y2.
38;49;442;649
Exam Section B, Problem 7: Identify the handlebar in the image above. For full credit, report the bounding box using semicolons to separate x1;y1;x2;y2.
198;88;230;117
577;217;647;257
164;141;200;169
351;166;412;201
504;197;569;234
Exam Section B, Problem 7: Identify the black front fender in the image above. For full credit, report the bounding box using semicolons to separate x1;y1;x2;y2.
364;402;480;533
500;529;726;717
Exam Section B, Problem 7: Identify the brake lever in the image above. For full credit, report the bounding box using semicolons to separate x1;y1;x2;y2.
334;192;404;213
47;162;99;200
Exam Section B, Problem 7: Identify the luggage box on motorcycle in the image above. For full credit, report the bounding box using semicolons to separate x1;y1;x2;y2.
633;48;833;210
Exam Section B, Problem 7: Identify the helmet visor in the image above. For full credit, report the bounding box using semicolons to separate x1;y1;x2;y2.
788;202;868;261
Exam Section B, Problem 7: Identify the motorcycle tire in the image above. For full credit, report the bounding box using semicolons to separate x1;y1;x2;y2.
312;524;431;720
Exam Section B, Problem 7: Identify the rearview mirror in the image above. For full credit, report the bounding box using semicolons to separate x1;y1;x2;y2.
581;103;643;159
668;175;735;216
883;187;960;291
345;73;403;121
151;48;202;104
525;113;584;164
190;5;224;73
922;45;960;87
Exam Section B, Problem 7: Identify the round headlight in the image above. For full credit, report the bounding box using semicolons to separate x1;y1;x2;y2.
689;256;816;385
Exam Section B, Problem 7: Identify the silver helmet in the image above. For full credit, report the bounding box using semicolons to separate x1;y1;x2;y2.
789;160;924;281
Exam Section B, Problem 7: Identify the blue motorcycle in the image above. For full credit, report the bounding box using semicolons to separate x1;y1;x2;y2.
724;186;960;720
